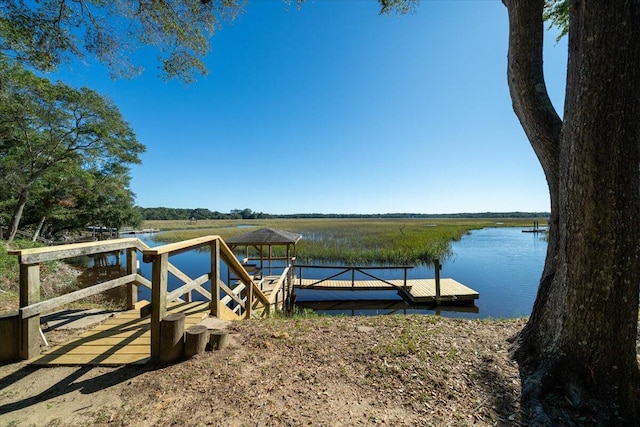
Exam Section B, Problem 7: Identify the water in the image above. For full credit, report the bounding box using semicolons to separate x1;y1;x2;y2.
295;228;546;319
129;228;546;319
440;227;546;318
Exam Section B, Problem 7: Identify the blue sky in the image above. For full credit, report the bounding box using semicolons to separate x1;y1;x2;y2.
56;0;567;215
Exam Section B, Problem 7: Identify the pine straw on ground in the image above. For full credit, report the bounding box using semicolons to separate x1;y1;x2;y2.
1;315;526;426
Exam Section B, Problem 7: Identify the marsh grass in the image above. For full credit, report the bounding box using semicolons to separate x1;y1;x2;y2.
146;217;545;264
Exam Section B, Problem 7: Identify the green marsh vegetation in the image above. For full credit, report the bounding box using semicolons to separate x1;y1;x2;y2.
145;217;545;265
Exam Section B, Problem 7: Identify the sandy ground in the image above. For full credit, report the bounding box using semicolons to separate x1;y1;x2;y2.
0;315;526;426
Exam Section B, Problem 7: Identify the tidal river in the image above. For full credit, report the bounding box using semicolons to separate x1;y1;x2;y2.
134;227;546;319
294;227;546;319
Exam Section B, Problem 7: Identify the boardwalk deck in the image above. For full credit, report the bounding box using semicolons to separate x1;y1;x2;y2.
31;301;210;366
295;278;479;304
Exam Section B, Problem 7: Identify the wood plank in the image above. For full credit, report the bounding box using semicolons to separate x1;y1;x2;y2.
32;353;150;366
40;336;152;348
10;238;140;264
296;278;411;290
295;277;478;303
142;235;220;258
407;278;479;303
21;274;137;318
31;301;210;366
42;344;150;355
167;273;210;301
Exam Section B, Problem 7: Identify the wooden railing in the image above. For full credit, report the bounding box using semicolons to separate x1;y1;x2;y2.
7;235;272;362
295;264;414;291
265;264;294;310
8;238;145;360
142;235;269;360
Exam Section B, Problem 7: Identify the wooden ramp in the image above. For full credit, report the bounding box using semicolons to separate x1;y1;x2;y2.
31;301;209;366
296;278;479;305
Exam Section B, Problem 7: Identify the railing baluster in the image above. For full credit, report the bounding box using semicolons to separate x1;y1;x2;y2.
126;248;138;310
210;239;220;317
150;253;168;360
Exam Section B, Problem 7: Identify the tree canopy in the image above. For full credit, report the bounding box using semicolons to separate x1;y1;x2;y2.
0;0;246;81
0;62;145;241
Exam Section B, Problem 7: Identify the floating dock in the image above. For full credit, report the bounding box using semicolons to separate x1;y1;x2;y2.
295;277;479;305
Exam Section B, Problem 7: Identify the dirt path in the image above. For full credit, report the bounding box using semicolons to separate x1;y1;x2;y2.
1;315;526;426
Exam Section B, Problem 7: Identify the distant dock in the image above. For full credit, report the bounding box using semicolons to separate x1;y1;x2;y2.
522;220;547;233
118;228;159;235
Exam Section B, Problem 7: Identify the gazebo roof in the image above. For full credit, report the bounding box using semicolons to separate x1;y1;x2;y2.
225;227;302;246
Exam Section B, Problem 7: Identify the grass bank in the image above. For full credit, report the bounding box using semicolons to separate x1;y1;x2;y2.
145;217;545;264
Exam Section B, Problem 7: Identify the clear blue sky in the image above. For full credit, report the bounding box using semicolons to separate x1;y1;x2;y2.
56;0;567;215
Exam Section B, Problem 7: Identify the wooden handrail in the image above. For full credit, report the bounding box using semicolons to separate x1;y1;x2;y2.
9;238;140;264
141;235;219;259
136;239;211;300
20;273;137;319
10;238;145;360
267;266;291;305
217;238;270;309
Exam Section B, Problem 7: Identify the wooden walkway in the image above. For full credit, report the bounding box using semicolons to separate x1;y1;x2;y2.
31;302;210;366
296;278;479;304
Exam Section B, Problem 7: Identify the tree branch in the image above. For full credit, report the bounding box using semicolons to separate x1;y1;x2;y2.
503;0;562;191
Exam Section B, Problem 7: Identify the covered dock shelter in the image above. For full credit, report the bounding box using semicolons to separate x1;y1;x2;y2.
225;227;301;275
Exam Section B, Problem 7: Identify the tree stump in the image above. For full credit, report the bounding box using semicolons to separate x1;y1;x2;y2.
185;324;209;357
207;330;229;351
159;312;185;363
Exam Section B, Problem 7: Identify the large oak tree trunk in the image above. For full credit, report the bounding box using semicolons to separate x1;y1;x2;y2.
504;0;640;424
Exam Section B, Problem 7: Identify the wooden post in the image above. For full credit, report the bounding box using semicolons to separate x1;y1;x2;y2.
185;324;208;357
125;248;138;310
245;280;253;319
19;263;40;359
210;239;220;317
151;253;168;360
434;259;442;305
207;330;229;351
159;312;185;363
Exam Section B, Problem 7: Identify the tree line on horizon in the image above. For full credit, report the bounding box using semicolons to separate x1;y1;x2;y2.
137;206;550;221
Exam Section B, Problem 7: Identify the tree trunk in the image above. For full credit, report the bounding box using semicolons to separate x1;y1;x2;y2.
505;0;640;424
6;189;29;243
32;216;46;242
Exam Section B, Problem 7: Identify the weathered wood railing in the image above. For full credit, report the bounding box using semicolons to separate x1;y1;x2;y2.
8;238;146;360
142;235;269;360
295;264;414;291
